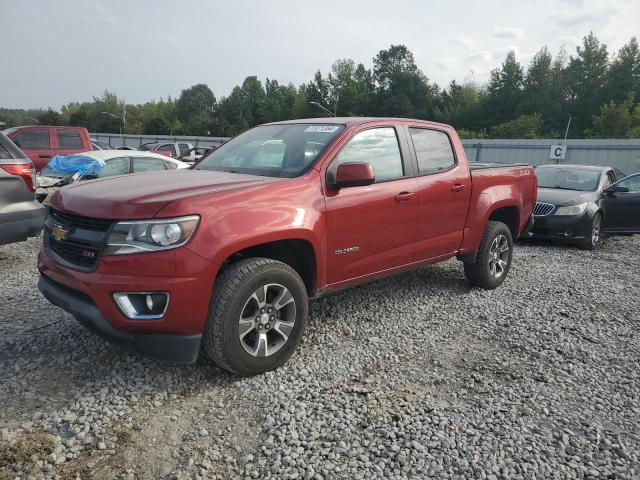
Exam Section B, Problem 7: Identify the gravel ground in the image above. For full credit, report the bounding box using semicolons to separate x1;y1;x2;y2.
1;234;639;480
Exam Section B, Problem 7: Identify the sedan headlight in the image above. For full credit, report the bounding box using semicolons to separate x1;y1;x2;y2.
104;215;200;255
555;202;588;216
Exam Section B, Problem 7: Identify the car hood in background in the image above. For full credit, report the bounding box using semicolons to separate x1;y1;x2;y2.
536;187;598;206
48;169;283;219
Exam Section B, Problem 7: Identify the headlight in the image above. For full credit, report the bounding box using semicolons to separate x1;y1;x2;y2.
555;202;588;216
104;215;200;255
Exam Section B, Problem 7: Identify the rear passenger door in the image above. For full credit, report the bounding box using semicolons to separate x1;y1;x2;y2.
324;125;418;284
11;128;53;171
602;174;640;233
406;125;472;261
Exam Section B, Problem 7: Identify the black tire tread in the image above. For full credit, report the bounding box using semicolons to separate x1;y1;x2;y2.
464;221;512;289
203;257;307;376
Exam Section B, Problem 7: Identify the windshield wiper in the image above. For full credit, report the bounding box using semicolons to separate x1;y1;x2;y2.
549;186;585;191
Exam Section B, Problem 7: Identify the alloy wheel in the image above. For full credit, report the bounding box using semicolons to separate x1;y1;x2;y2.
488;234;510;279
238;283;296;357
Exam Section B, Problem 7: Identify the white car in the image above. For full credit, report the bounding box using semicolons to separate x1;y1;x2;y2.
36;150;190;203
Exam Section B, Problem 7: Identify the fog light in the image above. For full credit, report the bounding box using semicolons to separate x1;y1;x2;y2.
113;292;170;320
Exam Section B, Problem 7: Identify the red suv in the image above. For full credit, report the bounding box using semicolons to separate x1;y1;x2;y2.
3;126;92;171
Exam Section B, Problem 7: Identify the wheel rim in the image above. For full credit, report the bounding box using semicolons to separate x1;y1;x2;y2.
488;234;510;279
238;283;296;357
592;216;601;246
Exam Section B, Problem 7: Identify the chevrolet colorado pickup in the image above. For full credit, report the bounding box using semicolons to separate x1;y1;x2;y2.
37;118;536;375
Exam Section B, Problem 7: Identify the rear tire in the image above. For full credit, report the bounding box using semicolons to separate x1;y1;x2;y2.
580;213;602;250
464;221;513;290
203;258;308;376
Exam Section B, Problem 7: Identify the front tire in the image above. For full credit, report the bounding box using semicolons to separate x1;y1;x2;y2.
203;258;308;376
580;212;602;250
464;221;513;290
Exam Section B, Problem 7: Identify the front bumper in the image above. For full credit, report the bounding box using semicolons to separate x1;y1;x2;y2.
530;212;592;240
38;275;202;363
37;245;220;363
520;214;535;238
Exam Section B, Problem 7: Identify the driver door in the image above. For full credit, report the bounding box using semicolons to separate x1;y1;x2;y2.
602;173;640;233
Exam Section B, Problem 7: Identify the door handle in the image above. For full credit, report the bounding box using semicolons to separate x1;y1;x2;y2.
395;191;415;202
451;184;466;192
38;155;52;158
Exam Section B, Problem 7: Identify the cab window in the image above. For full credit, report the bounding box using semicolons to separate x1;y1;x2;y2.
13;129;50;149
332;127;403;182
409;128;456;175
57;129;83;149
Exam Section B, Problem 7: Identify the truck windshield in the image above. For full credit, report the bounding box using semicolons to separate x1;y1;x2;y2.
195;124;345;178
536;167;601;191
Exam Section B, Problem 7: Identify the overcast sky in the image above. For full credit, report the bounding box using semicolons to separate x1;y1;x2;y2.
0;0;637;109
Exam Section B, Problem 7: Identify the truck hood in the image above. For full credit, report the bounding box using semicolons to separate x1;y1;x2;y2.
50;169;283;219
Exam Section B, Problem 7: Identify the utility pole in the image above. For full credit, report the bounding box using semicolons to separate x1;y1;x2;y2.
563;116;572;143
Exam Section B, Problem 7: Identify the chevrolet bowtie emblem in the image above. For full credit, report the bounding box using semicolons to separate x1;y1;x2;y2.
52;224;70;242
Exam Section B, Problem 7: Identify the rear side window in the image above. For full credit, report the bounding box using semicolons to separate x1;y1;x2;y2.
133;157;167;172
97;157;130;177
13;129;50;149
0;143;12;159
57;129;83;149
333;127;403;182
409;128;456;175
178;143;190;155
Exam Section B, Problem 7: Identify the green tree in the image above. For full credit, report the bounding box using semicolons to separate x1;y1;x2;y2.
439;80;488;131
490;114;542;138
567;32;610;135
372;44;438;118
142;115;171;135
487;51;524;124
588;95;636;138
607;37;640;105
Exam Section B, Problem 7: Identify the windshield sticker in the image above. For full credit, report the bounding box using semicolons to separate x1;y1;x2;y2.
304;125;340;133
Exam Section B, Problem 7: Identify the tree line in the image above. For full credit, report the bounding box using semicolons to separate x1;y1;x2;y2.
1;32;640;139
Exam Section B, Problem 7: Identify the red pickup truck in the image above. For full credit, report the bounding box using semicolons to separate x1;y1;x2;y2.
37;118;536;375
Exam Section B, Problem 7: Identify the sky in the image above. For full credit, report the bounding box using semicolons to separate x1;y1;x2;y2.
0;0;638;109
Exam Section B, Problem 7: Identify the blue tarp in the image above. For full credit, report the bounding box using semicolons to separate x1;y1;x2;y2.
47;155;105;176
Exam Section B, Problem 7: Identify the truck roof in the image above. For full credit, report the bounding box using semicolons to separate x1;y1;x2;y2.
265;117;453;129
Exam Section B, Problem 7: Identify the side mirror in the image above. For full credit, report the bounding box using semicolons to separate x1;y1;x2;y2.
330;162;375;189
604;185;629;195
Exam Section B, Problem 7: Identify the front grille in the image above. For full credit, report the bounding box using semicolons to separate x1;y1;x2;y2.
44;208;112;271
50;208;113;231
533;202;555;216
46;234;100;269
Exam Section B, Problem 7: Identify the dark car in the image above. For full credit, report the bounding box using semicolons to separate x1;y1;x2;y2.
0;132;45;245
531;164;632;249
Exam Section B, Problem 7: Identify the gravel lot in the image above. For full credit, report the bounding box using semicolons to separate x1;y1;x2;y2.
1;234;639;479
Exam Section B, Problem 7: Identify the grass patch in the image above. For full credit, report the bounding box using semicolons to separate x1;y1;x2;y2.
0;432;55;472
